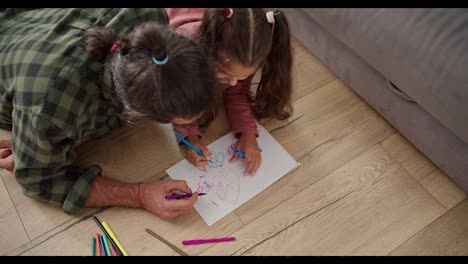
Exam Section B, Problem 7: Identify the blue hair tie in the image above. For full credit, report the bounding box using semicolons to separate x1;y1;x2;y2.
152;54;169;65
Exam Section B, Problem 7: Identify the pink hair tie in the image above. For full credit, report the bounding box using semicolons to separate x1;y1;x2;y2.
225;8;233;19
110;43;118;53
266;11;276;33
266;11;275;24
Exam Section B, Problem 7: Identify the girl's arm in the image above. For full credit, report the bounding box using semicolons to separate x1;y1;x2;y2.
223;76;259;137
224;76;262;175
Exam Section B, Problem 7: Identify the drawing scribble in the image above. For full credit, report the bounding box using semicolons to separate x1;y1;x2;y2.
203;180;213;192
208;152;225;168
226;143;237;157
197;186;204;193
226;142;261;157
197;178;214;193
194;166;241;204
215;167;240;203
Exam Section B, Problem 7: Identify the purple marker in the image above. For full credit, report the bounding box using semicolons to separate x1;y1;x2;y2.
182;237;236;245
165;193;207;200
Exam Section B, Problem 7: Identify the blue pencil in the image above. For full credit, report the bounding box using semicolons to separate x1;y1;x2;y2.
99;235;107;256
175;133;204;157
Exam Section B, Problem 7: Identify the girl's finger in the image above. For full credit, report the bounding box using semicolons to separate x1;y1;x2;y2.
252;154;261;174
201;148;211;161
229;152;239;162
244;156;257;176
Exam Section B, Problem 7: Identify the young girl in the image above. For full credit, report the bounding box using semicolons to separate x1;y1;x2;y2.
167;8;293;175
0;8;215;219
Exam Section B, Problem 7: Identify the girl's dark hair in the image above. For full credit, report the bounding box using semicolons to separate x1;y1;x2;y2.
84;21;216;125
198;8;293;120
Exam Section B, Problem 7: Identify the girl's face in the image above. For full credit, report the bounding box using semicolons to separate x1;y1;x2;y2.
215;55;259;87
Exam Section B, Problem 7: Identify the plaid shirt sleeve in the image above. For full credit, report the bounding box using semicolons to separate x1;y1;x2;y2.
12;110;102;214
1;8;169;214
11;73;103;215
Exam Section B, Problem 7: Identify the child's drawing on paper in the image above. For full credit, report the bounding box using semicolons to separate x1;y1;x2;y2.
207;152;225;168
166;124;300;226
195;167;241;204
213;167;241;203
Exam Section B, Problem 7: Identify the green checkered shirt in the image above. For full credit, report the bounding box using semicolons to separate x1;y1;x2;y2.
0;8;168;214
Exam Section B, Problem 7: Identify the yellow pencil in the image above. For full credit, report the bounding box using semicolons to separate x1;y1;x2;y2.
102;221;128;256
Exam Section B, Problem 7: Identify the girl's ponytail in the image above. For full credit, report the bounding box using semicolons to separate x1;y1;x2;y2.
254;11;293;120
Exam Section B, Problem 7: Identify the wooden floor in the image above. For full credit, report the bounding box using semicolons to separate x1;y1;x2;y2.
1;38;467;256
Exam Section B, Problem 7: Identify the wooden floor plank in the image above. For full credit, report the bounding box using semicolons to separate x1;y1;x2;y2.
0;172;29;255
389;199;468;256
380;133;435;182
239;161;445;255
290;38;337;101
0;170;96;241
381;134;466;210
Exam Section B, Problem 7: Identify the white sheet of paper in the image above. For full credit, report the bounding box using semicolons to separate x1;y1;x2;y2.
166;124;300;226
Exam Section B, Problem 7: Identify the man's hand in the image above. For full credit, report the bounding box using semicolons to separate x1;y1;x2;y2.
85;177;198;221
0;139;14;173
139;179;198;220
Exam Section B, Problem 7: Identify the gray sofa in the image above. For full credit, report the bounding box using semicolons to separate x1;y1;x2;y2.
279;8;468;193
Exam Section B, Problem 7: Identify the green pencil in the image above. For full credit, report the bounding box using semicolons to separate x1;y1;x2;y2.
102;234;112;256
91;237;96;256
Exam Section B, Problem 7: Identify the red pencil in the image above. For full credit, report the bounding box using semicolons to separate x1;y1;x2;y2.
96;233;102;256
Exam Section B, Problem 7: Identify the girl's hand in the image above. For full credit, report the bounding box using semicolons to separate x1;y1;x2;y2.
229;132;261;176
184;135;211;172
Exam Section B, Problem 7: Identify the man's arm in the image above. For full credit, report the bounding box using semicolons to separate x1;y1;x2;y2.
12;109;103;214
85;176;141;208
12;109;198;219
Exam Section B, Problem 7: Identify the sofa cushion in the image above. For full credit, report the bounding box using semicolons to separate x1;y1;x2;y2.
302;8;468;144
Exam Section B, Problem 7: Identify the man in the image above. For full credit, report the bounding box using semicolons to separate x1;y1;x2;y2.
0;8;213;220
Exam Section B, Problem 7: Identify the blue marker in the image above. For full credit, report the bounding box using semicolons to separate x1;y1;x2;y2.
235;150;246;158
235;148;262;159
175;133;204;157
